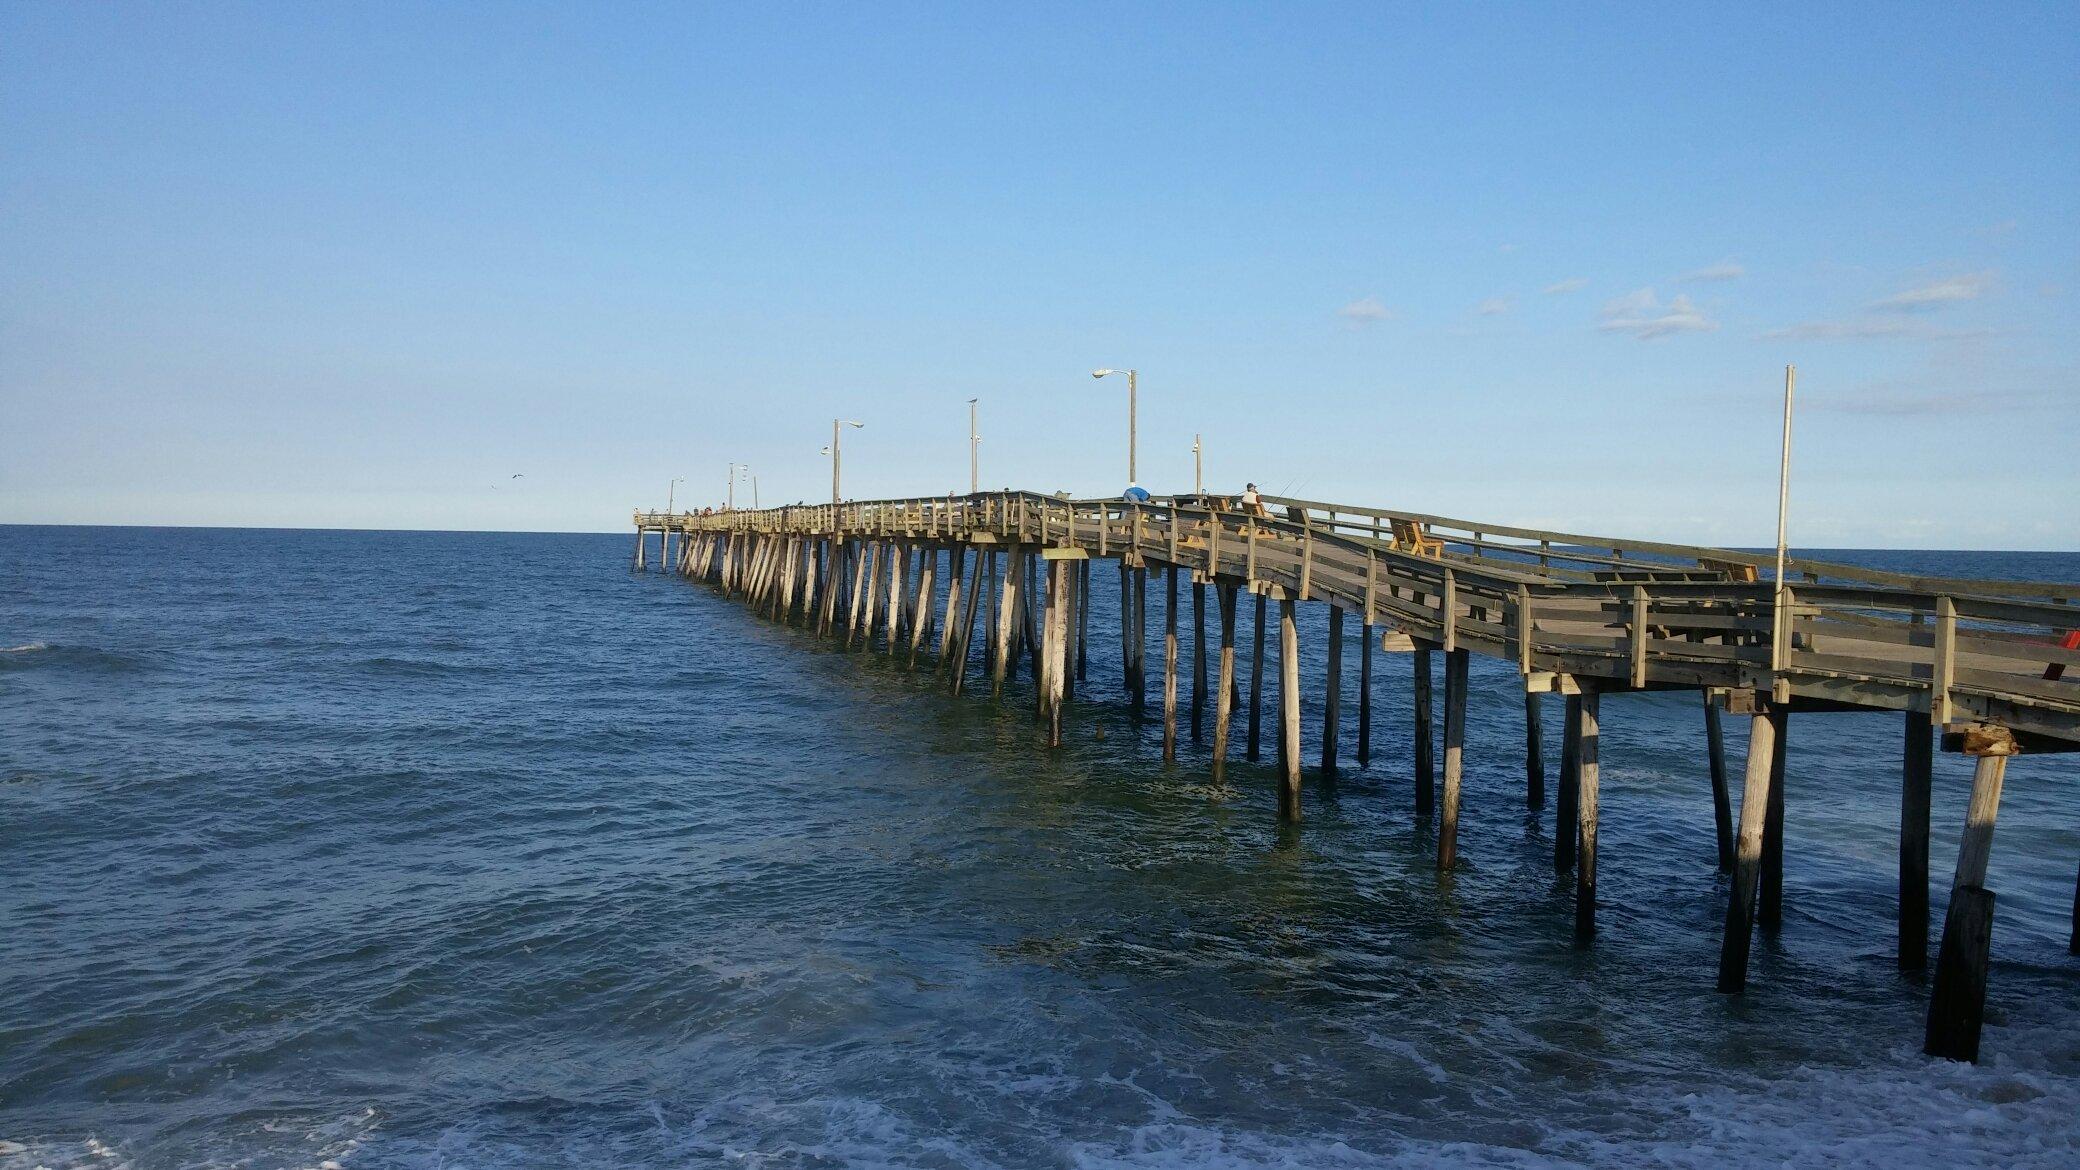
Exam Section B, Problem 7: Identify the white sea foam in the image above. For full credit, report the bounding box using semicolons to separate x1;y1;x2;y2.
2;642;49;653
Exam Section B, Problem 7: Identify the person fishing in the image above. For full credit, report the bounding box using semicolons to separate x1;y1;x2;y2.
1240;482;1268;517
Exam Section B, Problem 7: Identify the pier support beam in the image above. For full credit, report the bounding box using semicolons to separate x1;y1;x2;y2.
1192;579;1207;742
940;547;966;661
1357;623;1374;767
1413;647;1435;817
1759;715;1789;931
1900;710;1934;970
1076;559;1090;683
1213;583;1237;776
993;549;1022;696
1574;691;1602;946
1926;728;2014;1063
1042;559;1070;747
1164;566;1180;761
907;548;936;669
1557;694;1581;871
1322;607;1343;776
1278;591;1302;821
1438;647;1469;870
1706;692;1734;873
1247;592;1267;761
1717;702;1785;994
950;549;985;696
1524;690;1545;810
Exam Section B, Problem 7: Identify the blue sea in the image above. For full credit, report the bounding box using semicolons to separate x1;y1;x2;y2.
3;525;2077;1168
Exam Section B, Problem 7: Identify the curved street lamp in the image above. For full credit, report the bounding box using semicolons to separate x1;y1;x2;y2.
1092;368;1137;485
830;419;864;505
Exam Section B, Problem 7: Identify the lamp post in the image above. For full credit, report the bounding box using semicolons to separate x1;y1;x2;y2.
1192;435;1202;495
666;476;684;515
1770;364;1796;699
727;462;750;511
967;398;980;494
1092;368;1137;484
829;419;864;506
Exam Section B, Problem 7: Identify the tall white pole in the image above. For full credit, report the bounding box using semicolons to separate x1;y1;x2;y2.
1128;369;1138;484
968;399;979;493
831;419;841;507
1193;434;1202;495
1771;364;1796;687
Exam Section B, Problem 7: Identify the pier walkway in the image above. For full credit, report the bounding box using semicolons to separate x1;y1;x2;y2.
633;489;2078;1065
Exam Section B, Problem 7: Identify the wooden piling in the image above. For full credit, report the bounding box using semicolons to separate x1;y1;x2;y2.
1043;559;1069;746
1192;579;1207;741
1524;690;1545;810
1278;591;1302;821
1022;552;1041;682
1163;566;1180;761
1322;607;1344;775
1133;566;1148;708
1900;710;1934;970
1574;691;1601;946
1759;714;1789;931
950;549;985;696
1438;647;1469;869
1717;704;1784;994
1556;693;1580;871
1062;555;1080;701
845;541;869;647
885;543;905;654
1247;592;1267;761
1357;623;1374;767
1414;648;1436;817
1076;559;1090;682
1213;583;1237;774
1925;736;2012;1062
2069;861;2078;957
993;549;1020;695
940;547;966;660
1705;692;1734;873
907;548;936;669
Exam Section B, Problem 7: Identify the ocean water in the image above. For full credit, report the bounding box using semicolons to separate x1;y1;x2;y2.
3;525;2078;1169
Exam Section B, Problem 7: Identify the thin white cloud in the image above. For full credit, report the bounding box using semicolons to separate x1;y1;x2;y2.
1759;319;1999;341
1677;261;1745;283
1597;288;1717;340
1872;271;1995;312
1336;296;1393;325
1476;296;1512;316
1542;277;1588;295
1808;387;2049;416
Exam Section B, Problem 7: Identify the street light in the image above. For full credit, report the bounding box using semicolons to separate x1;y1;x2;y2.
1191;435;1203;495
967;398;980;494
727;462;750;511
666;476;684;514
1092;368;1137;485
830;419;864;505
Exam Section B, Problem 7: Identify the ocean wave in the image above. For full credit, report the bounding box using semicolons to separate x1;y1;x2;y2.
0;643;156;673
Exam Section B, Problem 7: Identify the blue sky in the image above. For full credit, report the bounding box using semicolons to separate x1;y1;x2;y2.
3;3;2074;546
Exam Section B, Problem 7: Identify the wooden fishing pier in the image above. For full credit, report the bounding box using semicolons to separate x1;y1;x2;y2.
633;490;2079;1064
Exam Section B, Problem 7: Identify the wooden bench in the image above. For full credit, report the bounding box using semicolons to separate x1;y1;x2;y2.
1389;517;1444;558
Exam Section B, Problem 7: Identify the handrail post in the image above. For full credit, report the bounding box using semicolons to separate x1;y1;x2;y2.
1932;595;1957;727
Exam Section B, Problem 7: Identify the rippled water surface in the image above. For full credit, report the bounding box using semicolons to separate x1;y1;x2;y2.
4;526;2078;1168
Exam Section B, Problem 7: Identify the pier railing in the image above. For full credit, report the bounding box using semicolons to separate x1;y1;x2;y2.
639;491;2080;744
